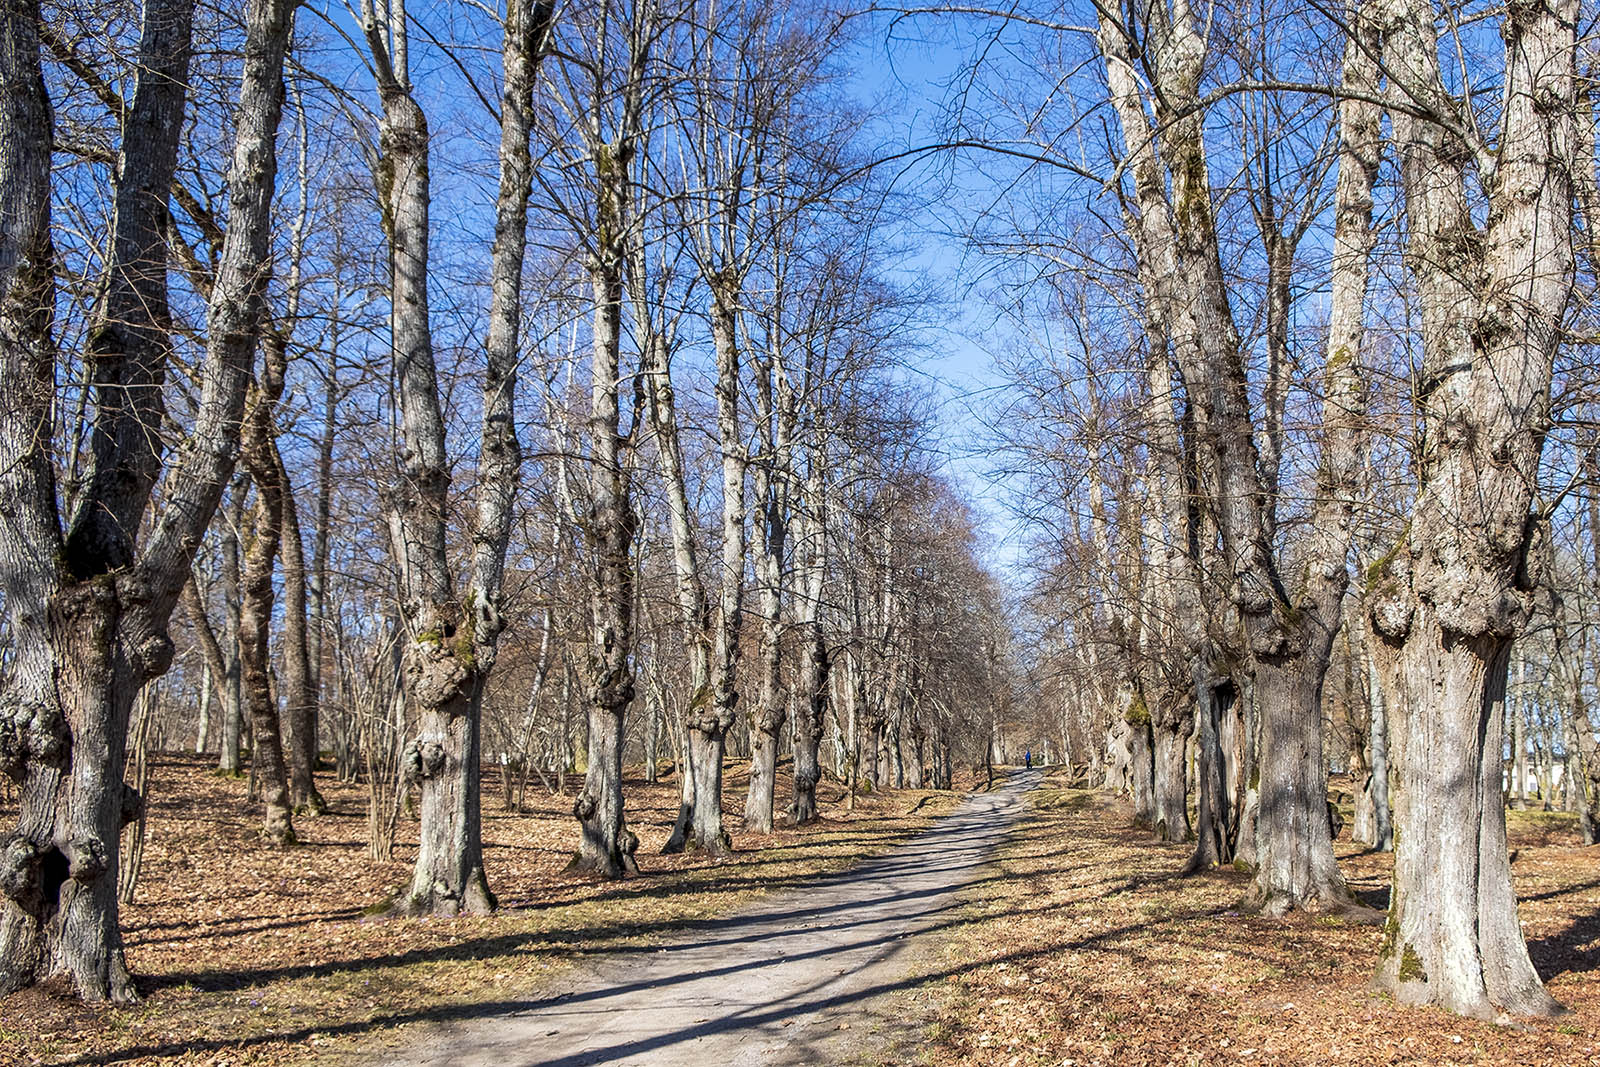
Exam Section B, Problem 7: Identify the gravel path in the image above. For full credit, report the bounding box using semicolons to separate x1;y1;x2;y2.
380;771;1039;1066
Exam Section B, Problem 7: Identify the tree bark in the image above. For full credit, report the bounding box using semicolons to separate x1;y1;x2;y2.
1151;716;1190;842
573;133;642;878
1;0;292;1001
218;517;244;775
1127;714;1156;829
1187;675;1236;870
278;459;323;813
788;470;829;825
1370;0;1576;1017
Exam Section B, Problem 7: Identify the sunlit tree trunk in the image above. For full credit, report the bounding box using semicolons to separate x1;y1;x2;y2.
0;0;292;1001
1370;0;1575;1017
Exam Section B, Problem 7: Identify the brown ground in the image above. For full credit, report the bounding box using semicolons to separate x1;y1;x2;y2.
891;773;1600;1067
5;764;1598;1067
0;754;969;1067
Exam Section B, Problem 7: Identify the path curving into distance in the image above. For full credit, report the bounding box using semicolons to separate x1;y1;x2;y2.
378;770;1041;1067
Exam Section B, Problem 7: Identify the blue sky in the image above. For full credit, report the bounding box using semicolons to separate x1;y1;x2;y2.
844;15;1033;580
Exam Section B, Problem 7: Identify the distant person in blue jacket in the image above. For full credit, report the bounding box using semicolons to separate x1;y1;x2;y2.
1025;749;1031;770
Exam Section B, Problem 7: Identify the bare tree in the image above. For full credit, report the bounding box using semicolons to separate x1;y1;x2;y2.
1368;0;1577;1017
0;0;295;1001
356;0;555;915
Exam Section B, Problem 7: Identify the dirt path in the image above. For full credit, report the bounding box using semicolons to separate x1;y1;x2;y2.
376;771;1039;1067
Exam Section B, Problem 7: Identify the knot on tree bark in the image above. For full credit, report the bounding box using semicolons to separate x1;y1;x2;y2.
67;836;108;883
408;644;472;711
1416;560;1527;639
1248;615;1304;661
573;792;597;820
132;631;176;680
588;668;635;712
473;595;505;649
0;696;70;778
0;836;43;912
1367;550;1414;639
795;767;820;791
402;737;448;783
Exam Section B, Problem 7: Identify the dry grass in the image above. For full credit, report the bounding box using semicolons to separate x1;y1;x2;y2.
0;754;968;1067
895;772;1600;1067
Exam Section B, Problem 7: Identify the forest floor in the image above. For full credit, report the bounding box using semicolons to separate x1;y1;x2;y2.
358;769;1042;1066
890;772;1600;1067
4;765;1599;1066
0;753;970;1067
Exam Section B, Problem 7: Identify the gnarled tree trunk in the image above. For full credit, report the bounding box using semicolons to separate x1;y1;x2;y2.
0;0;293;1001
1370;0;1575;1017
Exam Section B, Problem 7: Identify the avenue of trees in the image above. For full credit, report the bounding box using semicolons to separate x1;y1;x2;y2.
0;0;1010;1004
1;0;1597;1030
970;0;1600;1024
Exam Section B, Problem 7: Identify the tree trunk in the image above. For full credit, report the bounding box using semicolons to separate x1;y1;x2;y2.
237;464;296;845
572;124;640;877
1127;717;1156;828
1369;0;1576;1016
238;313;301;846
219;519;244;776
1375;614;1560;1016
1364;622;1394;850
279;450;324;814
194;668;212;754
744;418;784;831
1187;675;1236;871
1;0;292;1001
1510;697;1526;809
789;617;827;824
363;28;493;912
1245;660;1347;912
1151;717;1189;842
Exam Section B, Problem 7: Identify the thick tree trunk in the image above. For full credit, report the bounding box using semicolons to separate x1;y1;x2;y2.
366;48;491;911
572;134;639;877
1;0;292;1001
743;435;784;831
1245;661;1348;913
1099;0;1362;909
789;614;827;824
364;0;551;911
2;590;141;1003
1126;717;1156;828
746;725;779;831
1369;0;1576;1016
1187;675;1236;871
1363;624;1394;850
1151;717;1189;842
574;695;637;877
403;683;494;913
1375;613;1559;1016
